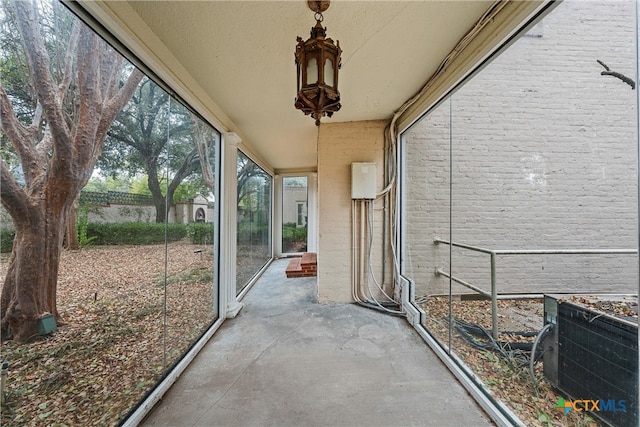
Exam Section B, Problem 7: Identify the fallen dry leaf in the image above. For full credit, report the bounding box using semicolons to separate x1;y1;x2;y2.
1;241;216;426
421;297;599;427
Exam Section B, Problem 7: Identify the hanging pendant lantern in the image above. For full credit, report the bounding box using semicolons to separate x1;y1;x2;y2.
294;0;341;126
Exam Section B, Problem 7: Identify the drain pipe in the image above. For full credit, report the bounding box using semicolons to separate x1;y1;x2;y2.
1;360;8;406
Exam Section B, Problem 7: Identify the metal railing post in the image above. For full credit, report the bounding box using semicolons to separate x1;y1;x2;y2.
490;252;498;339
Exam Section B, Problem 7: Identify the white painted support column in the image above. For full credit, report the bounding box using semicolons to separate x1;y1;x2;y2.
306;172;318;253
273;175;283;257
220;132;243;318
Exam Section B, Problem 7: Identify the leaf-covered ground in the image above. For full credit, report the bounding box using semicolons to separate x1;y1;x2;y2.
421;297;604;427
0;242;216;427
2;242;631;426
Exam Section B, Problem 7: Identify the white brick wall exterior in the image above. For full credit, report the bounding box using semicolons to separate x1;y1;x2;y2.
402;0;638;297
317;120;389;302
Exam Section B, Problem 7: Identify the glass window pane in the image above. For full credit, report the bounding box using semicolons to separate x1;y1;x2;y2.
236;152;272;293
402;1;637;425
324;58;334;87
165;101;220;364
306;57;318;85
0;1;221;425
401;99;452;348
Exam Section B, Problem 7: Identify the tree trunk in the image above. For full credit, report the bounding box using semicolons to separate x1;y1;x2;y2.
1;195;68;341
0;1;144;342
146;162;167;223
153;194;168;223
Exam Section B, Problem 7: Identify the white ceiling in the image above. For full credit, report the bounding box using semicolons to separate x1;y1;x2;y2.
83;1;499;172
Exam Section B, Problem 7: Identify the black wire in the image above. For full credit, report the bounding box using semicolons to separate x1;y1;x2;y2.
450;317;546;360
452;318;509;358
501;330;539;337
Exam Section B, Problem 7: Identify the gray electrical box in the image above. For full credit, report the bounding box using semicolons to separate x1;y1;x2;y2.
351;162;376;199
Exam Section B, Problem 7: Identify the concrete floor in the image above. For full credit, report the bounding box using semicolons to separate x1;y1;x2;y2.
142;259;492;427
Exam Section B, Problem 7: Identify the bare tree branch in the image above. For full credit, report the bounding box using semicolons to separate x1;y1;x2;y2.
596;59;609;71
0;160;29;220
0;82;42;189
98;68;144;148
13;0;72;158
99;48;123;101
57;21;81;104
35;129;54;169
192;114;216;190
168;147;199;197
74;25;103;171
597;59;636;90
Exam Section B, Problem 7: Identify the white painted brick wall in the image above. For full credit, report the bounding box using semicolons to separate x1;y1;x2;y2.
403;1;638;296
317;120;389;302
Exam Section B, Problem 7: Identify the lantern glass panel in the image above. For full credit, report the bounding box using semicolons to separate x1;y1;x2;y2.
306;57;318;85
324;58;334;87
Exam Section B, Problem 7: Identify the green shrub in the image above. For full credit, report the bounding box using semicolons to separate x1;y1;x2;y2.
1;222;189;252
282;223;307;251
86;222;187;245
1;228;15;253
166;224;188;242
282;223;307;241
186;223;214;245
237;222;269;244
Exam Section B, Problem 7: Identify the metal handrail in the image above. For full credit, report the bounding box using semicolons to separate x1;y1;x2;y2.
434;239;637;256
433;238;637;337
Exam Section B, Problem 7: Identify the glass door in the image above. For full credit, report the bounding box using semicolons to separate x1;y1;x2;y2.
282;176;308;254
